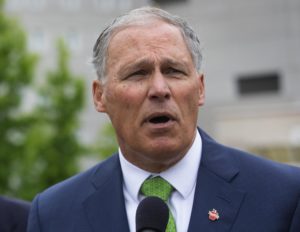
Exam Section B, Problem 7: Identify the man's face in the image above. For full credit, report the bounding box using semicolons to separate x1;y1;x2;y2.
93;20;205;172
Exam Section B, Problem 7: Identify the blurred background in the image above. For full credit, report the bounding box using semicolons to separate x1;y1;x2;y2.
1;0;299;200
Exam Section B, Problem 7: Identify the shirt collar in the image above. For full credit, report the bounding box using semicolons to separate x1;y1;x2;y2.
119;150;150;203
119;130;202;202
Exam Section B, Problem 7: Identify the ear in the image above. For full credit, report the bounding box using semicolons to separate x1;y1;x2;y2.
197;73;205;106
92;80;106;112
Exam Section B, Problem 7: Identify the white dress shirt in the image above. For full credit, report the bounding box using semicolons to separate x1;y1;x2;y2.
119;130;202;232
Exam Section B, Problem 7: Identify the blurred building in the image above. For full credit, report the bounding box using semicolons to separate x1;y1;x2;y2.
5;0;300;164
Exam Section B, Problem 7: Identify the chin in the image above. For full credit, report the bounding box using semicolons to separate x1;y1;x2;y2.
147;141;182;157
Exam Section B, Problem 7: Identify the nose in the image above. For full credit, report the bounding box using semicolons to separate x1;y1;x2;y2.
148;71;171;101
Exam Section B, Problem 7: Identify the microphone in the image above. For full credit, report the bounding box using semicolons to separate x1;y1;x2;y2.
136;196;169;232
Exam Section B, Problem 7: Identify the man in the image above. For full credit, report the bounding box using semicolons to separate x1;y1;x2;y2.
28;7;300;232
0;195;30;232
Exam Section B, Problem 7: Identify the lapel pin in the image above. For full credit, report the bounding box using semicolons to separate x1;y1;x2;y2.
208;209;220;221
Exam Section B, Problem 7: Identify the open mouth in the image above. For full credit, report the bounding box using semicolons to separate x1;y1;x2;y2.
149;116;171;124
145;112;175;126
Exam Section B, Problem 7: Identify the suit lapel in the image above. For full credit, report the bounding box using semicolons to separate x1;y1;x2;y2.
188;130;246;231
81;130;246;232
83;155;130;232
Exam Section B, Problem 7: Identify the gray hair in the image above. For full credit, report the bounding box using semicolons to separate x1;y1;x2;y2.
92;7;202;81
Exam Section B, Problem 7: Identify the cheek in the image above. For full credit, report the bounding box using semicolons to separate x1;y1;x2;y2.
119;84;144;109
174;89;200;125
178;84;200;110
106;84;145;118
106;84;128;106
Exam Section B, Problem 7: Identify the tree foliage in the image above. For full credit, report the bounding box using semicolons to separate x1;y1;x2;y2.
0;0;119;200
0;0;37;196
16;40;85;200
0;0;86;200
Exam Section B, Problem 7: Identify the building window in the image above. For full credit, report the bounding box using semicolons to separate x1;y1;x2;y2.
28;29;46;52
4;0;24;10
60;0;81;11
26;0;46;10
64;30;81;52
150;0;188;4
93;0;117;10
5;0;46;11
237;72;281;96
118;0;132;10
93;0;132;11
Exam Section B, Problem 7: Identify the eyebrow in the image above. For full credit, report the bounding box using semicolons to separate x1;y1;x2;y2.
121;58;154;73
119;57;189;76
162;58;188;70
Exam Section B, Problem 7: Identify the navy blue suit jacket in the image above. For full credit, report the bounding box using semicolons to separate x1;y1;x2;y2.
28;129;300;231
0;196;30;232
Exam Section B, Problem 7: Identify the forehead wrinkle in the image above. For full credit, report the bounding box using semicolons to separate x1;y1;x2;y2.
108;23;194;77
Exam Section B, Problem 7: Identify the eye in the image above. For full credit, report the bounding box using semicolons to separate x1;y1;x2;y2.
164;67;185;76
131;70;147;76
124;69;148;80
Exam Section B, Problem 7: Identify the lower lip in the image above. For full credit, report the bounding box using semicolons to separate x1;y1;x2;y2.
144;120;176;131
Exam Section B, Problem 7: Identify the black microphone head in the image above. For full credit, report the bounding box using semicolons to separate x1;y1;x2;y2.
136;196;169;232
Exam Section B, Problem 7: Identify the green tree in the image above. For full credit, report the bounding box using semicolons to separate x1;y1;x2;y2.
0;0;37;195
16;39;85;200
0;0;101;200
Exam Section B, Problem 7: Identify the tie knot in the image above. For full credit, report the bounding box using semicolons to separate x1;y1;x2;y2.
140;176;173;201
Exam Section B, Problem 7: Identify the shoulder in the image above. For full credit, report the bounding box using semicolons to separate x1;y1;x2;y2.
0;195;30;212
200;128;300;189
28;154;121;231
34;153;120;209
229;145;300;186
226;143;300;188
0;196;30;231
